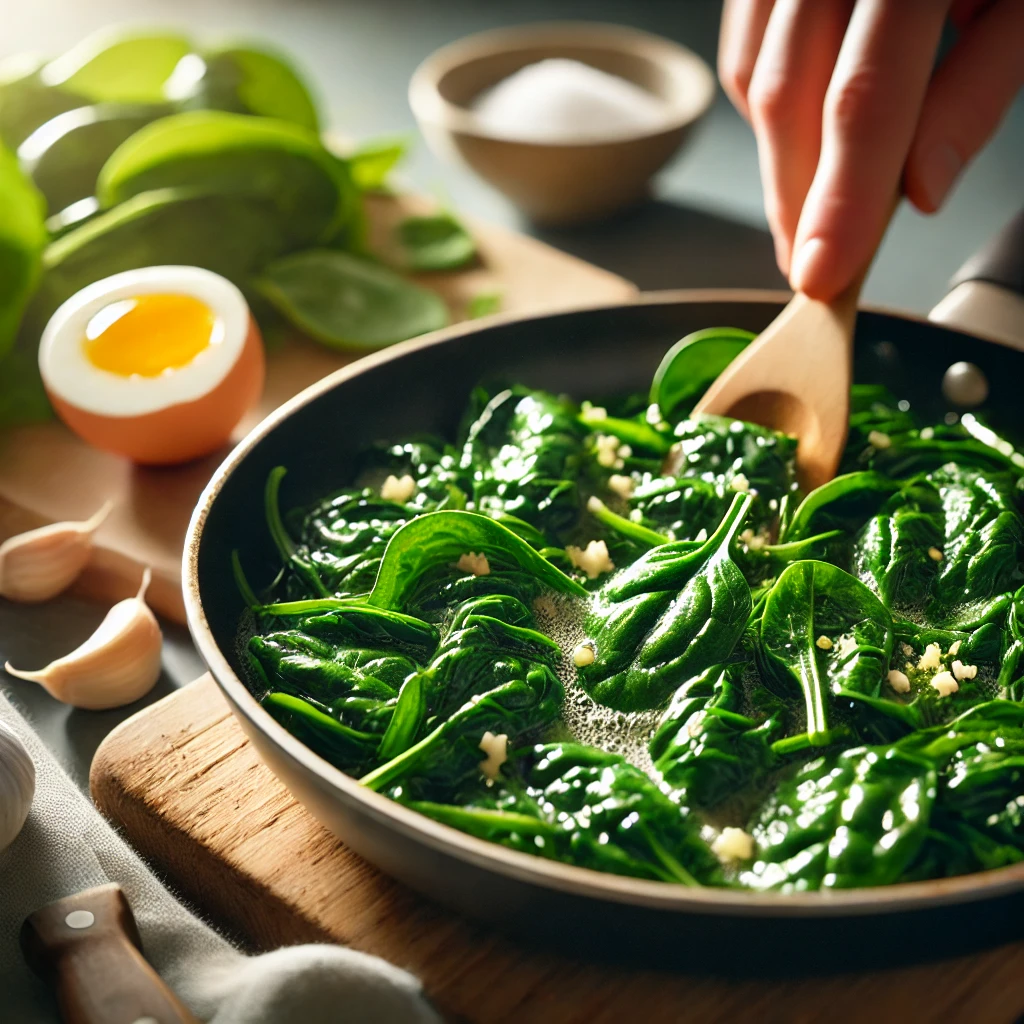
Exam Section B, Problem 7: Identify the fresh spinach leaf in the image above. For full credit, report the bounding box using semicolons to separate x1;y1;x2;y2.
396;211;475;271
255;248;449;349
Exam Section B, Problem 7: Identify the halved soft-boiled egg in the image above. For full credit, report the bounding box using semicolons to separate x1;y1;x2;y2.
39;265;264;465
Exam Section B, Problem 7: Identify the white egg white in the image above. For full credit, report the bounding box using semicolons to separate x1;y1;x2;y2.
39;265;250;417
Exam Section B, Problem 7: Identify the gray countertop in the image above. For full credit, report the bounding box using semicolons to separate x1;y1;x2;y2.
2;0;1022;785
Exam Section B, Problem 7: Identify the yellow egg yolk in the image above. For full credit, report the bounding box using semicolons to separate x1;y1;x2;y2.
84;293;219;377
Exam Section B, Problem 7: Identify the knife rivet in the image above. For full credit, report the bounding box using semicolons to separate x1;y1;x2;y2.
64;910;94;929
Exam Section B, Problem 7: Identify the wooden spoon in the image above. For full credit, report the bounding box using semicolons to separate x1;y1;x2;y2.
692;206;897;490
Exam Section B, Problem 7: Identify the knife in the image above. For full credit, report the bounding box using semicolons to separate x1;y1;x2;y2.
21;882;200;1024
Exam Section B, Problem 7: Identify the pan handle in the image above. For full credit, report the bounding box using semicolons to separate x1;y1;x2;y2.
928;208;1024;351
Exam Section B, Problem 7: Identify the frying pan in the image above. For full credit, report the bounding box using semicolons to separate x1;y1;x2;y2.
185;212;1024;973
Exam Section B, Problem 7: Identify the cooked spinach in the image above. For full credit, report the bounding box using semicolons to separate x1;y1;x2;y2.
576;493;753;711
238;329;1024;892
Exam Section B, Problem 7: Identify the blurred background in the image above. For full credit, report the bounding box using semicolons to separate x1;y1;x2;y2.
5;0;1023;312
2;0;1023;787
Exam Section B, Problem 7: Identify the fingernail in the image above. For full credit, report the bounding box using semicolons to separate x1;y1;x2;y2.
918;143;962;210
789;237;828;295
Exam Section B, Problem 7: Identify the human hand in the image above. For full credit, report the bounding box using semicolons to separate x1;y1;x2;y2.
718;0;1024;300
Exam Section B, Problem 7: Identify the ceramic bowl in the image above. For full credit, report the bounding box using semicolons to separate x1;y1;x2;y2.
409;22;716;226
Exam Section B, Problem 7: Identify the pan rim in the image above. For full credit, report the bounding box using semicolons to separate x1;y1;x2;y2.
184;289;1024;917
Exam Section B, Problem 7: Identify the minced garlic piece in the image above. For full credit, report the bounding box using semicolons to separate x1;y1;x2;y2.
815;635;833;651
456;551;490;576
738;527;768;551
595;434;620;467
595;434;630;469
711;827;755;864
918;642;942;672
580;404;607;423
694;528;708;542
920;427;935;440
608;474;634;499
868;430;892;449
686;710;707;739
380;473;416;502
928;547;944;562
573;642;595;667
478;731;508;783
837;635;859;659
930;671;959;697
951;660;978;682
887;669;911;694
566;540;615;579
948;640;962;657
730;473;750;492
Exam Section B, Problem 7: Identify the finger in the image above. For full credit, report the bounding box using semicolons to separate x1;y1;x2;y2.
718;0;777;120
790;0;952;300
905;0;1024;214
747;0;853;272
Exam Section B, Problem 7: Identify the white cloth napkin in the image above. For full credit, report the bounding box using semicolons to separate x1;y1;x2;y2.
0;692;440;1023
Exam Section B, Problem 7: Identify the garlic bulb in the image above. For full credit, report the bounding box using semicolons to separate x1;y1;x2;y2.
0;501;113;602
4;568;162;710
0;718;35;852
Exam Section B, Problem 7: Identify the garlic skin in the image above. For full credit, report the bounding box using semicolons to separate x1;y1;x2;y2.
0;718;35;852
0;501;112;603
4;568;162;710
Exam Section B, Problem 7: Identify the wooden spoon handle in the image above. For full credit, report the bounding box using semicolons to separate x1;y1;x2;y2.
20;883;200;1024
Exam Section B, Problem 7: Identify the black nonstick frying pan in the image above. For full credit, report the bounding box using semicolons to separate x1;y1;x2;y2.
185;212;1024;974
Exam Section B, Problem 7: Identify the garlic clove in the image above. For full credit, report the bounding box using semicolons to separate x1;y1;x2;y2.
0;501;113;603
0;717;35;852
4;568;163;710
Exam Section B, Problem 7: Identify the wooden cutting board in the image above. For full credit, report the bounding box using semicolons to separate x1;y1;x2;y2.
0;193;636;623
91;674;1024;1024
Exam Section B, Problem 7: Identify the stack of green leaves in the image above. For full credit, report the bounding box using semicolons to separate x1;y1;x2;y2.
0;28;478;427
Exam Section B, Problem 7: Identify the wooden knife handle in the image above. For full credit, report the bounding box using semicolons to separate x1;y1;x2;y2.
20;883;200;1024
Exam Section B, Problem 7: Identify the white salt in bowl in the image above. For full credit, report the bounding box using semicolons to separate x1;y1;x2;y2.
409;22;716;226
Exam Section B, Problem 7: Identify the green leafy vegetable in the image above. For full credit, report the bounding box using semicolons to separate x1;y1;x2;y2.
467;291;502;318
367;509;587;611
255;248;449;349
650;663;785;807
0;142;46;360
19;102;170;215
577;493;753;711
649;327;754;422
460;387;587;542
42;31;191;104
28;187;293;335
180;46;320;132
760;561;894;744
414;743;722;885
396;212;476;271
346;137;407;192
97;110;349;245
0;59;86;148
741;745;936;890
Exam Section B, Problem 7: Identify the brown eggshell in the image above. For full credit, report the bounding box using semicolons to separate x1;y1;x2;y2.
47;316;265;466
